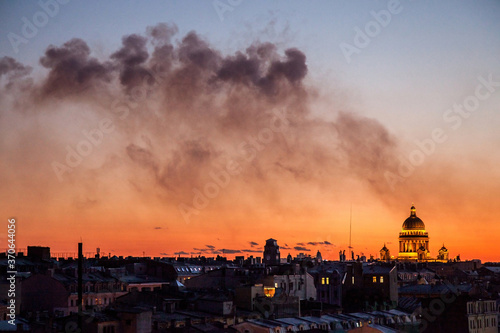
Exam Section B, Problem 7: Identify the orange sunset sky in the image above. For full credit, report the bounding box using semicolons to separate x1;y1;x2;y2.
1;1;500;262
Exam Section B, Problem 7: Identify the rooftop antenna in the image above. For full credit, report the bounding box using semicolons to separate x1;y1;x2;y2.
348;203;353;250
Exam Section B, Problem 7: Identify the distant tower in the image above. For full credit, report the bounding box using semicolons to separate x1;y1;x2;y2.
437;244;449;261
263;238;280;265
316;250;322;263
287;253;292;263
380;243;391;261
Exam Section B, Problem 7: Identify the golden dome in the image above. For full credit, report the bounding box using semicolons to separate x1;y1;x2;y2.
402;205;425;230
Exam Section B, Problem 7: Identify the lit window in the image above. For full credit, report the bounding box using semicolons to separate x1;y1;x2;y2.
275;282;278;288
321;277;325;285
326;277;329;285
380;276;384;283
352;276;354;284
373;276;377;283
264;287;275;298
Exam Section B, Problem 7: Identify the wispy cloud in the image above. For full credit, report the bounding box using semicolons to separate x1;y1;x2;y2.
221;249;241;254
242;249;262;253
307;241;334;246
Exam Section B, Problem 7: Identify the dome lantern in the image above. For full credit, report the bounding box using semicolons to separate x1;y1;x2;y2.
402;204;425;230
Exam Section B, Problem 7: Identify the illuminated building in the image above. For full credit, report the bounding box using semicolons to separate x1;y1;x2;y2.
398;205;430;260
437;244;449;261
380;205;450;262
380;244;391;261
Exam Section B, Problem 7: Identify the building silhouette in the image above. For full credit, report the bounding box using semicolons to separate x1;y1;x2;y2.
263;238;280;266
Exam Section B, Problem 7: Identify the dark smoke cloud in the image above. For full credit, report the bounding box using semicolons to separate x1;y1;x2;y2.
179;32;220;70
216;44;307;95
1;22;404;222
0;57;32;79
0;57;33;92
336;111;398;193
39;38;112;96
294;246;310;252
111;34;151;91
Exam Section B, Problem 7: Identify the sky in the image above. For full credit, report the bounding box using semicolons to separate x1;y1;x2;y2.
1;0;500;261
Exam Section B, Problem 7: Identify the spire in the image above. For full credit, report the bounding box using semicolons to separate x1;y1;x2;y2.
410;203;416;216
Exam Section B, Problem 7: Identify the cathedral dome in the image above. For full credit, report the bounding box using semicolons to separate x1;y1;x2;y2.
402;205;425;230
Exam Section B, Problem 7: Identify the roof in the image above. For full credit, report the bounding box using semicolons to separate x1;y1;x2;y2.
402;205;425;230
300;316;331;325
273;317;311;327
0;321;30;331
484;267;500;274
398;296;421;313
247;319;281;329
118;275;168;284
363;264;395;275
399;283;471;295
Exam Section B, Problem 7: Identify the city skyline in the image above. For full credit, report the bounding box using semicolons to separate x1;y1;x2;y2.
1;1;500;262
2;204;494;262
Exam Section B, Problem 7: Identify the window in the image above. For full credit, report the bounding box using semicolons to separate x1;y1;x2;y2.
326;277;329;285
275;282;278;288
352;276;354;284
321;277;325;285
373;276;377;283
380;276;384;283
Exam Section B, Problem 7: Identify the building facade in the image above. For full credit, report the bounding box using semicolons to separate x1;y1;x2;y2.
398;205;430;260
380;205;450;262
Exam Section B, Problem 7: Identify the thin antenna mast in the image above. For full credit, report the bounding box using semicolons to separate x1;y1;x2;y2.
349;203;352;250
